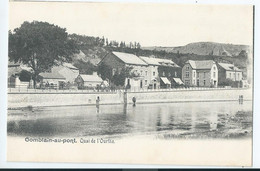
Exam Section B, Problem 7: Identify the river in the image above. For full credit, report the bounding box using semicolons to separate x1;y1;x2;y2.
7;101;252;139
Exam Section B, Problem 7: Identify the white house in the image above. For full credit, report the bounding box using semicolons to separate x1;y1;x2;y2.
75;72;103;89
182;60;218;87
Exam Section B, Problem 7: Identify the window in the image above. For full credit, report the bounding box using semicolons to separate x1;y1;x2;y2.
229;73;231;78
140;70;143;76
213;72;216;78
213;66;216;70
145;80;148;85
153;71;155;76
162;71;165;76
112;68;116;76
145;71;148;76
185;71;189;78
203;72;206;78
197;72;199;78
168;72;171;77
193;71;196;78
237;73;240;79
186;66;189;70
203;80;206;86
185;80;190;85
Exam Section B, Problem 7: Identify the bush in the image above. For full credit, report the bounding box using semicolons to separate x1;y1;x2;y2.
218;79;240;87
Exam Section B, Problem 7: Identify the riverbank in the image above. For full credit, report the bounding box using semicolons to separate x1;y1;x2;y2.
8;88;252;109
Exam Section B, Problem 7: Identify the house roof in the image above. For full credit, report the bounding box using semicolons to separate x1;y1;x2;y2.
218;63;242;71
186;60;215;70
139;56;161;65
140;56;180;67
112;52;148;66
8;61;21;67
62;63;79;70
79;74;103;82
39;72;66;79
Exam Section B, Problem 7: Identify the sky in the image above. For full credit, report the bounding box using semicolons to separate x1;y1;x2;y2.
9;2;254;47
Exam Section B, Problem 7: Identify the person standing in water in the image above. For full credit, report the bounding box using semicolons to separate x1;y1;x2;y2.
96;96;100;113
132;96;136;107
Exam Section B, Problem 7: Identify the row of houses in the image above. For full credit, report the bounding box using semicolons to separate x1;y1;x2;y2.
98;51;247;90
8;61;103;89
8;51;247;90
99;51;183;90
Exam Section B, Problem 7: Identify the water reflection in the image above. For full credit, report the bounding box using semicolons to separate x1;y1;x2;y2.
7;101;252;139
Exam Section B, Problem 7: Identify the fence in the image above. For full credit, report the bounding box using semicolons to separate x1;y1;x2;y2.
7;85;249;94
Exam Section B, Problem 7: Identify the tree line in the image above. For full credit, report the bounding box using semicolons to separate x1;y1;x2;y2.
69;33;141;49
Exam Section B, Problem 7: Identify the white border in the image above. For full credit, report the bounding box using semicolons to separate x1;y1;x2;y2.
0;0;259;168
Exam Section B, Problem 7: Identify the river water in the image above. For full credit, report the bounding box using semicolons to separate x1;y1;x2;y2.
7;101;252;139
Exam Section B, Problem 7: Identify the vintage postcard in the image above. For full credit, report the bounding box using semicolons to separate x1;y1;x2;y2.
7;1;254;166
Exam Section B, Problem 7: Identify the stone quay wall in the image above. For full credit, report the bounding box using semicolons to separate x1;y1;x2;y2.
8;88;252;108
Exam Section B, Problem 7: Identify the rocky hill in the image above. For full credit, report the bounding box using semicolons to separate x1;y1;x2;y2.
142;42;252;57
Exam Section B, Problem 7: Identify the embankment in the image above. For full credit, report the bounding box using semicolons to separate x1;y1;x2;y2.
8;92;124;109
8;88;252;109
126;88;252;104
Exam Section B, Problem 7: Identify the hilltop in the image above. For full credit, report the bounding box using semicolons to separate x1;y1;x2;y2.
142;42;252;57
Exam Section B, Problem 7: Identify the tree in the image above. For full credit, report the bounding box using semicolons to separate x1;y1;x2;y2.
97;63;113;81
74;59;97;75
106;38;109;46
19;70;32;82
137;42;141;49
9;21;79;87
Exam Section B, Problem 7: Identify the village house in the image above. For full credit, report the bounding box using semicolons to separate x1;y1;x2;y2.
156;58;182;88
98;51;149;91
139;56;160;89
217;63;243;82
44;63;80;83
182;60;218;87
38;72;66;89
75;72;103;89
140;56;183;89
39;62;79;89
8;61;33;88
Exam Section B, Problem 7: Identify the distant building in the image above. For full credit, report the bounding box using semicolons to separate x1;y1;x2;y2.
99;51;148;91
217;63;243;82
182;60;218;87
75;72;103;89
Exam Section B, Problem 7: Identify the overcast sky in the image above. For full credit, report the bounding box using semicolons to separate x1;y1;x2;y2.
9;2;253;47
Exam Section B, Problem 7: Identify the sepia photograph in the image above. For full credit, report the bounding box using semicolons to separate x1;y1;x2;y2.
3;1;256;167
